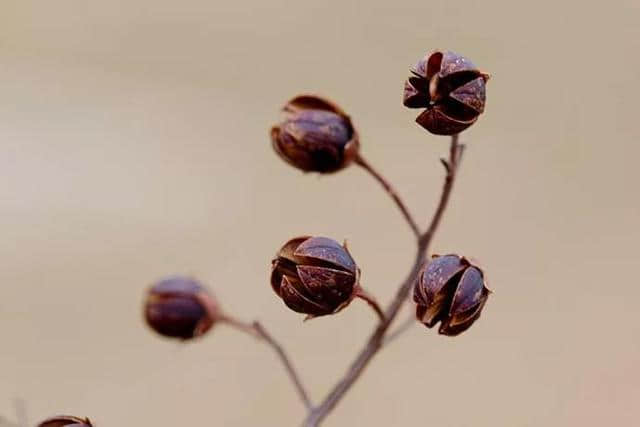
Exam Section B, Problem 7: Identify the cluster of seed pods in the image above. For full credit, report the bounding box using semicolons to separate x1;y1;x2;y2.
141;50;491;343
41;48;493;426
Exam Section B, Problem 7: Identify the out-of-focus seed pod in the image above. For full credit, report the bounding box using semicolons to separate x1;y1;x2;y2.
144;276;219;340
38;415;93;427
414;254;490;336
403;50;490;135
271;236;359;317
271;95;359;173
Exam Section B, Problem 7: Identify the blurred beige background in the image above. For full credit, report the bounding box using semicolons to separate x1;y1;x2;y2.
1;1;639;426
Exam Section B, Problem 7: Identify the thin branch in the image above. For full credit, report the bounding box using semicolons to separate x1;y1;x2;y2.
251;322;313;410
354;287;385;322
222;316;313;410
354;153;421;239
302;134;463;426
422;134;462;249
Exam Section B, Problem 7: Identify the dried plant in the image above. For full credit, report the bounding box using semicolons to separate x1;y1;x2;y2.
39;49;493;427
37;416;93;427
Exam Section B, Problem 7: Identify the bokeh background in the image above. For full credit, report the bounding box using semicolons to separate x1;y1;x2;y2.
1;1;639;426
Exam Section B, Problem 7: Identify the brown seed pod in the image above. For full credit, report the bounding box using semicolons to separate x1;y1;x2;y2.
414;254;490;336
271;95;360;173
271;236;359;317
38;415;93;427
144;276;219;340
403;50;489;135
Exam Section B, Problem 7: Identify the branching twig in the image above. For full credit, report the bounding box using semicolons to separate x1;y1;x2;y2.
354;153;421;239
222;316;313;410
302;134;463;426
354;286;386;322
421;134;463;250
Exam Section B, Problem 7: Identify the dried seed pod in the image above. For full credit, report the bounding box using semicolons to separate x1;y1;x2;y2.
414;254;490;336
38;415;93;427
403;50;489;135
271;95;360;173
144;276;219;340
271;236;359;317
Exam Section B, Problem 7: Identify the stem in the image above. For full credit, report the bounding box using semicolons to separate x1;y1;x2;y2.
303;134;463;426
354;153;421;239
354;286;385;322
421;134;462;249
222;316;313;410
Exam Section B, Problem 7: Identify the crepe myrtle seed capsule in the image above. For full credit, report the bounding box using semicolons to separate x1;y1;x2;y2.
271;236;370;318
403;50;490;135
271;95;360;173
38;415;93;427
414;254;490;336
144;275;219;340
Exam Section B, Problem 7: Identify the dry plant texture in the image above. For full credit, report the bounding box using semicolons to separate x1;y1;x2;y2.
2;0;640;426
